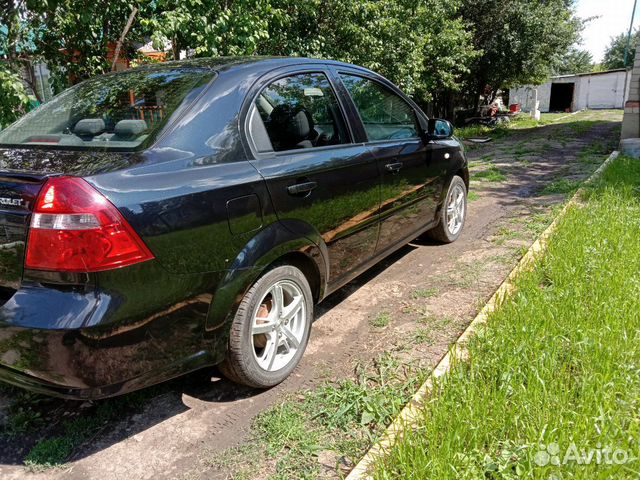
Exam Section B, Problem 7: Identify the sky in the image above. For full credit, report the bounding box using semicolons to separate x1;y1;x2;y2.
577;0;640;62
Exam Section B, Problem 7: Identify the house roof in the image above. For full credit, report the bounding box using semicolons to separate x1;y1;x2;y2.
551;68;627;80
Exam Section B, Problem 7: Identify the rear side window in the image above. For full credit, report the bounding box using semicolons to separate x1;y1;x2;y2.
340;74;418;142
0;68;214;151
254;73;349;152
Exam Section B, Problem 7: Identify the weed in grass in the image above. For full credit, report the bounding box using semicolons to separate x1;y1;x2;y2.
23;387;162;470
410;287;439;300
412;328;434;346
492;226;524;246
450;261;486;288
471;166;506;183
417;313;453;330
374;155;640;479
512;143;531;157
202;444;261;480
2;393;48;438
253;403;321;479
370;312;391;328
539;178;581;196
212;353;426;479
467;191;480;202
522;208;560;236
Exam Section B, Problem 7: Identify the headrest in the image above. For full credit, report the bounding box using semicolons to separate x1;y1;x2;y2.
268;105;313;145
114;119;148;138
74;118;105;137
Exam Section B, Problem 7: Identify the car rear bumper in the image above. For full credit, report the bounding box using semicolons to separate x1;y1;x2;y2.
0;349;215;400
0;267;224;399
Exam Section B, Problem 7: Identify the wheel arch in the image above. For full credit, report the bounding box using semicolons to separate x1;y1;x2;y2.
204;221;328;336
456;166;470;190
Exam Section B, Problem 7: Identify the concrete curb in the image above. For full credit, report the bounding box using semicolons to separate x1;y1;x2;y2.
345;150;621;480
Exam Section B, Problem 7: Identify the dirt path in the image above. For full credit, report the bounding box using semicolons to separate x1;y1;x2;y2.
0;110;623;480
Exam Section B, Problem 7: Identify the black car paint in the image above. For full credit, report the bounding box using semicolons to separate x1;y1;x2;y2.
0;57;468;399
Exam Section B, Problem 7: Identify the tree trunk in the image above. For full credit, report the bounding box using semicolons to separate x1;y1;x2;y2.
111;7;139;71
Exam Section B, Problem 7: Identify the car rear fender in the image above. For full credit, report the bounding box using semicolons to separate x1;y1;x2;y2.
204;219;328;334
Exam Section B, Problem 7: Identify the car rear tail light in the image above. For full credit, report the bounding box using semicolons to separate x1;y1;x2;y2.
25;177;154;272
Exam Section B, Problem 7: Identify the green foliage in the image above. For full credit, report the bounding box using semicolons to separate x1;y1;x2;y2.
0;64;32;128
373;155;640;479
0;0;584;123
460;0;582;105
471;165;506;182
603;30;640;70
142;0;273;59
31;0;147;88
370;311;391;328
553;47;594;75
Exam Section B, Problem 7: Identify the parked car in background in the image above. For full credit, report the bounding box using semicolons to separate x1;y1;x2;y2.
0;57;468;399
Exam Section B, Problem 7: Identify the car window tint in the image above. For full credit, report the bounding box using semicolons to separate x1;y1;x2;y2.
254;73;349;152
340;74;418;142
0;68;214;151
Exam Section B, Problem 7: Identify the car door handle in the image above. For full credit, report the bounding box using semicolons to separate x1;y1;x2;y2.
287;181;318;196
385;162;403;173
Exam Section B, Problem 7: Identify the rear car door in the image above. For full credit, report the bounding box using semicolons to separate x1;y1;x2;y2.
337;72;444;254
245;67;381;286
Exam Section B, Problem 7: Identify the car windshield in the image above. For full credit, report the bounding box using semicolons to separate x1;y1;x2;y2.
0;67;214;151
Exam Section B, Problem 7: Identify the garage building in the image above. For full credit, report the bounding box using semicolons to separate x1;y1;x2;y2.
510;69;631;113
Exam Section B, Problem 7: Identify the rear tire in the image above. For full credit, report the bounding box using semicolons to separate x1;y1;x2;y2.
427;175;467;243
219;265;313;388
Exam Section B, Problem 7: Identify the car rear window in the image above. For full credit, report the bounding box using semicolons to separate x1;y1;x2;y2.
0;67;214;151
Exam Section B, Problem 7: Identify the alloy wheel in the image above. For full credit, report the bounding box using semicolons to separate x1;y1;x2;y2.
446;183;466;236
251;279;307;372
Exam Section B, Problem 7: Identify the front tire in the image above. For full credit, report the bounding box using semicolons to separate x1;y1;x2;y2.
219;265;313;388
427;175;467;243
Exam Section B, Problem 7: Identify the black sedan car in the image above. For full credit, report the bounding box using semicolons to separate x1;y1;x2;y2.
0;57;468;399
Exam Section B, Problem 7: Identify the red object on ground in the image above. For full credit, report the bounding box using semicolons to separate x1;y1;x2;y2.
509;104;521;113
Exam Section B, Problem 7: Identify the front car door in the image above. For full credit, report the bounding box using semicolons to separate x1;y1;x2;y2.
336;71;444;254
245;67;381;288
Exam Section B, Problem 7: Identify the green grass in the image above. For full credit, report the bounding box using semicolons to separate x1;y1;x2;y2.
456;112;568;140
207;354;426;479
22;388;161;471
410;287;439;300
456;124;505;140
538;178;582;196
467;191;480;202
492;226;524;245
471;165;506;183
521;206;562;236
412;328;434;346
370;312;391;328
373;155;640;479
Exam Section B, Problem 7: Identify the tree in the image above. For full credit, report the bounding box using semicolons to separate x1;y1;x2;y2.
0;63;31;128
31;0;147;89
603;30;640;70
459;0;582;107
142;0;273;60
0;0;39;126
553;47;593;75
260;0;476;108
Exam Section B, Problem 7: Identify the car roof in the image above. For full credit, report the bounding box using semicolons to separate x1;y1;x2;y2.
121;56;367;75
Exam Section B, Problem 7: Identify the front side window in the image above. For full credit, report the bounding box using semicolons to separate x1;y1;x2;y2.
340;74;418;142
255;73;349;152
0;67;214;151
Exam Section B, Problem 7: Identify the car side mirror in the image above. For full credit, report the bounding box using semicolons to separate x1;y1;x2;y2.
427;118;454;140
